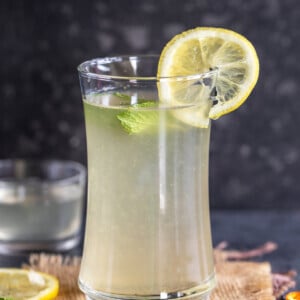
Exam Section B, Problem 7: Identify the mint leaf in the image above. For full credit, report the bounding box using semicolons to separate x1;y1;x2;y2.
113;92;130;100
117;102;158;134
113;92;154;103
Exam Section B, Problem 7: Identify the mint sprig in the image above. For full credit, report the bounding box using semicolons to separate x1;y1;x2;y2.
117;102;158;134
113;92;130;100
113;92;153;103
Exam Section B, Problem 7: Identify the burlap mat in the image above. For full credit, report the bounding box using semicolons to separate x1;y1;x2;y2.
23;242;296;300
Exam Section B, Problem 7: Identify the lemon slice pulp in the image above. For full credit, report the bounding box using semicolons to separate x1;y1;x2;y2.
0;268;59;300
157;27;259;127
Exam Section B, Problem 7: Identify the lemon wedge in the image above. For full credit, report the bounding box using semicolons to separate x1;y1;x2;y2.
0;268;59;300
157;27;259;127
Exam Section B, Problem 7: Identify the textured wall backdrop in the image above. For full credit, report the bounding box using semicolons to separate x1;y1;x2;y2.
0;0;299;209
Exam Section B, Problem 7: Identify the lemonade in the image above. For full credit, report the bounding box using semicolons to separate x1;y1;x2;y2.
0;160;85;253
79;92;215;297
0;183;82;241
78;27;259;300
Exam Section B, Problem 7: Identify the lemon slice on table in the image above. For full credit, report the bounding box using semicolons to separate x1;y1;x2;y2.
0;268;59;300
157;27;259;127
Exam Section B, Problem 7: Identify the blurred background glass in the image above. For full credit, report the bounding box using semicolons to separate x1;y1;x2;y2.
0;159;86;254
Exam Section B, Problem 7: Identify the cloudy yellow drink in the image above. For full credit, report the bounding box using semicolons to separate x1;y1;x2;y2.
79;92;215;297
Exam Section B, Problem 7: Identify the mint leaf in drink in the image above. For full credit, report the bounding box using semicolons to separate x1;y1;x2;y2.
113;92;154;103
117;102;158;134
113;92;130;100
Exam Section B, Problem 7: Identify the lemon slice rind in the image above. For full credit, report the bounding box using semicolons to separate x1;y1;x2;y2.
0;268;59;300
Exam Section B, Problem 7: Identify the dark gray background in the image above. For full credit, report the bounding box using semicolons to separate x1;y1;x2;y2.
1;0;299;209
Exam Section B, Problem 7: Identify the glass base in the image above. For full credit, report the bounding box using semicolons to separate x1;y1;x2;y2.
79;274;216;300
0;233;81;254
85;296;211;300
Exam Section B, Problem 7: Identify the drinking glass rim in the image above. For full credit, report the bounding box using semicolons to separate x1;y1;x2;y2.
0;159;86;187
77;54;216;82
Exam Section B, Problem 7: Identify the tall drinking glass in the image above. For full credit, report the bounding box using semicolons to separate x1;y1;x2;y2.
78;55;216;300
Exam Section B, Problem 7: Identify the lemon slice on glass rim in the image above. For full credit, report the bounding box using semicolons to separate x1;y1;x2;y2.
0;268;59;300
157;27;259;127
